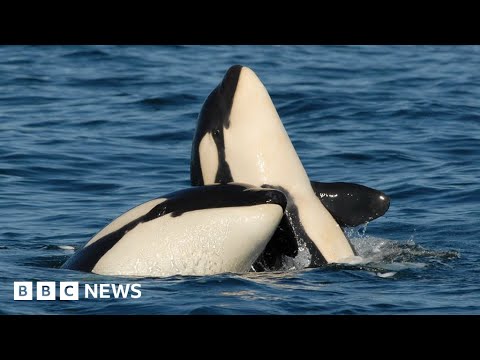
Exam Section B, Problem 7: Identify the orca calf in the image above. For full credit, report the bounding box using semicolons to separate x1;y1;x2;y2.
62;184;287;277
191;65;390;270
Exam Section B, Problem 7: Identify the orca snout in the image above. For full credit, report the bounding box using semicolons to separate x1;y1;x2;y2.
373;191;391;217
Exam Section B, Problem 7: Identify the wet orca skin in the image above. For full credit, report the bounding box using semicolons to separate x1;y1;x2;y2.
310;181;390;227
62;184;287;277
191;65;390;269
191;65;241;186
254;182;391;270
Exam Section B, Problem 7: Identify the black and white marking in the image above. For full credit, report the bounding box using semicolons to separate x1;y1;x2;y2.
191;65;390;270
62;184;287;277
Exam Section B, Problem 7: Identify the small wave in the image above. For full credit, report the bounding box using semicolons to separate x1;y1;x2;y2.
45;179;120;193
70;119;109;128
135;94;199;110
41;245;76;251
11;77;49;84
67;76;140;88
24;255;71;269
129;130;193;143
0;96;64;106
0;58;32;65
62;49;110;59
331;152;375;161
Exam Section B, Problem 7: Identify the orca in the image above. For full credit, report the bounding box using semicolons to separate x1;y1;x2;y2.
62;183;287;277
191;65;390;269
310;181;389;227
255;181;390;270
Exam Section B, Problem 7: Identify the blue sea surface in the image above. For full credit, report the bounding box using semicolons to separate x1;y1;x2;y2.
0;45;478;314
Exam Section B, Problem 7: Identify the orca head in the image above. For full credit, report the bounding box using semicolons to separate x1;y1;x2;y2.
311;182;391;227
62;183;288;275
191;65;282;187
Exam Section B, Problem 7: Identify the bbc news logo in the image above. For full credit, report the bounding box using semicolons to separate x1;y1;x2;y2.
14;282;142;300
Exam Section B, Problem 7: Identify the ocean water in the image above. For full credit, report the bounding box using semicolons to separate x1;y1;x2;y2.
0;45;478;314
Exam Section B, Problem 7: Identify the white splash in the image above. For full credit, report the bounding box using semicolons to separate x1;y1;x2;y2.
376;272;396;278
280;239;312;271
58;245;75;251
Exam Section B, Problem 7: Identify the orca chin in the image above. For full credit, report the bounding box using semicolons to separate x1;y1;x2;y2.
191;64;392;270
62;184;286;277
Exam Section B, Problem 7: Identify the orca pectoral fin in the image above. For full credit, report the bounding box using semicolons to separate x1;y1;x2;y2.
311;181;391;227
